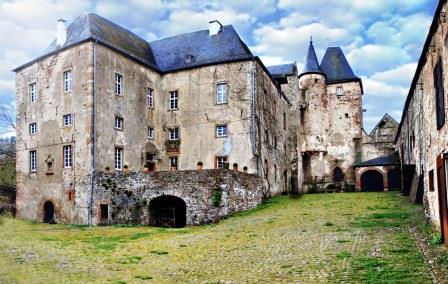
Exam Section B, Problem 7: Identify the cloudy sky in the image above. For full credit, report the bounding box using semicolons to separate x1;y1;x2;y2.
0;0;438;135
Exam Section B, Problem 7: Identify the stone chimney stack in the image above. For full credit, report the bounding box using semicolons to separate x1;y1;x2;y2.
56;19;67;46
209;20;223;36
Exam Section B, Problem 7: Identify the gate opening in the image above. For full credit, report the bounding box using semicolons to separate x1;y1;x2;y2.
149;195;186;228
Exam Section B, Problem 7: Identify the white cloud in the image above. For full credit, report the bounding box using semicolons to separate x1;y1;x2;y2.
370;63;417;87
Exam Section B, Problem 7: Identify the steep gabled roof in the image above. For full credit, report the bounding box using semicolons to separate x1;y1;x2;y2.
149;25;253;72
353;152;400;167
267;63;297;79
369;113;399;136
320;47;359;83
299;40;324;78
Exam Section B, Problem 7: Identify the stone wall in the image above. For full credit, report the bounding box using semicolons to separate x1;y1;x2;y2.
92;169;263;226
0;186;16;215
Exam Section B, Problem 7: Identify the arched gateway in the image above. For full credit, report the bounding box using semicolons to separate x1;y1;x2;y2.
149;195;186;228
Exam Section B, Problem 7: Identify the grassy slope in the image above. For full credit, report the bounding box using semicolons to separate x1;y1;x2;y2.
0;192;435;283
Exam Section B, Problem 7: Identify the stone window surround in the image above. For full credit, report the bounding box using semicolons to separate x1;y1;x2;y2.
216;124;227;138
63;113;72;127
63;144;73;168
147;87;154;108
169;127;179;141
96;200;111;224
63;69;72;93
215;156;228;169
114;72;123;96
114;116;124;130
169;90;179;110
29;122;37;135
30;150;37;173
216;81;228;105
147;126;154;139
336;86;344;96
114;146;123;170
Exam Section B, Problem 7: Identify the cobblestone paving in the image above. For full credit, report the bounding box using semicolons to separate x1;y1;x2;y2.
0;192;438;283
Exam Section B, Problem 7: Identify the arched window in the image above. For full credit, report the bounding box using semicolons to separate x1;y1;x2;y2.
333;167;344;182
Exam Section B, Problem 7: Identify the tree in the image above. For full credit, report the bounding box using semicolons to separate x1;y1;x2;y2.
0;96;16;158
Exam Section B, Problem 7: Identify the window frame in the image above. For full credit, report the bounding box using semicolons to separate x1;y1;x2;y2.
147;127;154;139
63;114;72;127
114;116;124;130
216;124;228;138
29;82;37;103
63;145;73;168
216;82;228;104
30;150;37;173
63;70;72;93
147;87;154;108
215;156;228;169
169;90;179;110
29;122;37;135
169;156;178;170
336;86;344;96
114;146;123;170
114;73;123;96
169;128;179;141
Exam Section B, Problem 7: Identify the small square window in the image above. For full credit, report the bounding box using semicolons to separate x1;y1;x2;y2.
147;88;154;108
63;114;72;127
169;91;178;110
216;125;227;137
29;83;37;102
336;86;344;96
169;156;178;170
29;123;37;135
216;83;228;104
216;156;227;169
114;116;123;130
115;73;123;95
147;127;154;139
63;70;72;93
169;128;179;140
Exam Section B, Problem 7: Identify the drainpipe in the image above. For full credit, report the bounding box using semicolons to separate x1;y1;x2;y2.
250;58;261;175
88;41;97;226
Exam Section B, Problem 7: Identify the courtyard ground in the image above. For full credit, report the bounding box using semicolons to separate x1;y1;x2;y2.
0;192;447;283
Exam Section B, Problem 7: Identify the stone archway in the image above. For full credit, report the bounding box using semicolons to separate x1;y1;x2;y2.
148;195;186;228
43;201;55;223
333;167;344;182
361;170;384;192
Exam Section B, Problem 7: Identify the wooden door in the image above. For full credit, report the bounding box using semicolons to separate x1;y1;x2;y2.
436;154;448;246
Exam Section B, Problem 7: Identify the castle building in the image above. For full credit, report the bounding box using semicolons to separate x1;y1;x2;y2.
13;13;379;225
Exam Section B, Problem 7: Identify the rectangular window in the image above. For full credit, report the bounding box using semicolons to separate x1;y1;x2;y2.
434;58;445;129
114;116;123;130
30;150;37;172
114;147;123;170
169;91;178;110
429;170;435;192
115;73;123;95
63;70;72;92
216;156;227;169
283;112;287;130
147;88;154;108
29;83;37;102
147;127;154;139
29;123;37;135
100;204;109;220
216;83;228;104
169;156;178;170
63;145;72;168
169;128;179;141
63;114;72;127
216;125;227;137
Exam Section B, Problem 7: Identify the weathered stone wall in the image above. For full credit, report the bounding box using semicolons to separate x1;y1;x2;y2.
362;115;398;162
92;170;263;225
0;186;15;215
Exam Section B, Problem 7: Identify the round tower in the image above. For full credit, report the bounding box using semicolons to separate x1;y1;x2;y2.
298;39;326;88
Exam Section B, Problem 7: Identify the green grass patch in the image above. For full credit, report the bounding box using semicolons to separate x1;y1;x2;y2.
335;251;352;259
129;232;151;240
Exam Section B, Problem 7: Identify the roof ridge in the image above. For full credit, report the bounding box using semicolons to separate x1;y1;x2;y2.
150;24;234;44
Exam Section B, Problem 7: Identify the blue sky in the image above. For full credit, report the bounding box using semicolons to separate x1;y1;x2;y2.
0;0;438;135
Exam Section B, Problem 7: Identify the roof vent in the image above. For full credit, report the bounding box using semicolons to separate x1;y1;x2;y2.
56;19;67;46
209;20;223;36
185;54;195;64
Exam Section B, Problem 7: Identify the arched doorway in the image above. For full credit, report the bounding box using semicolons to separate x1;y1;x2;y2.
149;195;186;228
43;201;55;223
333;167;344;182
361;170;384;191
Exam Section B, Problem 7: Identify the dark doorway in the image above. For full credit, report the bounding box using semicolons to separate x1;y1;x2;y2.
149;195;186;228
302;153;311;183
436;154;448;246
402;165;416;196
333;167;344;182
43;201;54;223
387;169;401;191
361;170;384;192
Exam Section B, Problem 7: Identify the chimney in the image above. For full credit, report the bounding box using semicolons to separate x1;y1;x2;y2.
56;19;67;46
208;20;223;36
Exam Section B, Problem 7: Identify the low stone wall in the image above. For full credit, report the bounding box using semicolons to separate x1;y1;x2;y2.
0;186;16;215
92;169;263;226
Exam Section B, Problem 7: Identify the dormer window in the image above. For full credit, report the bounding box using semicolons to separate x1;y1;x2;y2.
336;86;344;96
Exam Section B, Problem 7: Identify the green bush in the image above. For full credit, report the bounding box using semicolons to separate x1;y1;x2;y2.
212;190;222;207
430;234;443;246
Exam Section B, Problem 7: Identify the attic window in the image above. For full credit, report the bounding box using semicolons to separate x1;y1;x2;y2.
185;54;195;64
336;86;344;96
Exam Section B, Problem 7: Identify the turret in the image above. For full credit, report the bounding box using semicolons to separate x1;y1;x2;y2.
298;39;326;88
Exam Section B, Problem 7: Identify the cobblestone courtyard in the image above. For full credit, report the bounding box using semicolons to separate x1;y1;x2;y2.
1;192;447;283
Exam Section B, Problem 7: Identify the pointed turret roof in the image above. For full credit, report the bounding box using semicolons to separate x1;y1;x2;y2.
299;40;324;78
320;47;359;83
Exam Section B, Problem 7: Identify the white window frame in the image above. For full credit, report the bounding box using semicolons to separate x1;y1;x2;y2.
216;156;227;169
63;114;72;127
29;82;37;102
169;156;178;169
216;83;228;104
216;125;227;137
114;116;123;130
63;70;72;93
169;91;178;110
115;73;123;96
147;88;154;108
147;127;154;139
29;123;37;135
115;147;123;170
63;145;72;168
336;86;344;96
169;128;179;141
30;150;37;173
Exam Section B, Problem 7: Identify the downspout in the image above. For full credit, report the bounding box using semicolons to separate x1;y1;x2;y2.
88;41;97;226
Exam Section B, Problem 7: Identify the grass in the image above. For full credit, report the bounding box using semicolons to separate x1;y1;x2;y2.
0;192;435;283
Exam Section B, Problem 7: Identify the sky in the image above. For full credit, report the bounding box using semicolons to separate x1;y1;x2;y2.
0;0;439;136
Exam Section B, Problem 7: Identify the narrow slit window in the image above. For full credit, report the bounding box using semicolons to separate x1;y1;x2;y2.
29;83;37;102
147;127;154;139
30;150;37;172
115;147;123;170
63;70;72;92
29;123;37;135
169;91;178;110
114;73;123;95
63;145;72;168
147;88;154;108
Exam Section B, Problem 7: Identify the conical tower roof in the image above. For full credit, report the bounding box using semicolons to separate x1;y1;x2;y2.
299;39;325;78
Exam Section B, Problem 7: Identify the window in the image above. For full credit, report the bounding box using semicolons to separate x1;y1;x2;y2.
216;83;228;104
30;150;37;173
216;125;227;137
169;156;178;170
265;129;269;145
114;73;123;95
147;88;154;108
114;147;123;170
147;127;154;139
63;70;72;92
429;170;435;192
434;58;445;129
169;128;179;141
29;123;37;135
274;165;277;181
216;156;227;169
274;136;277;149
63;114;72;127
264;159;268;176
169;91;178;110
283;112;286;130
29;83;37;102
63;145;72;168
100;204;109;220
114;116;123;130
336;86;343;96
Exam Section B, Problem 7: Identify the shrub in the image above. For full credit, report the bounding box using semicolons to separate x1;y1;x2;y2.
212;190;222;207
430;233;443;246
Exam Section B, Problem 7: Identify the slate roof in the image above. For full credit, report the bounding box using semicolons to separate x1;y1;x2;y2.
299;41;324;77
267;63;297;79
353;152;400;167
320;47;359;83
